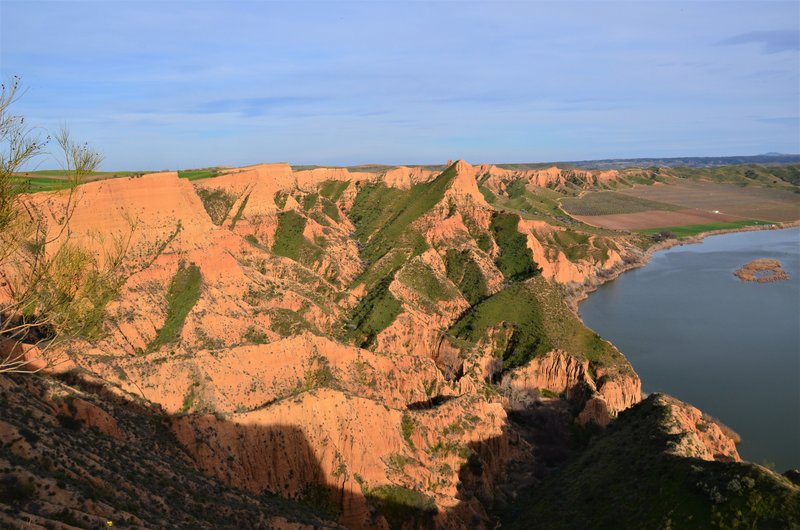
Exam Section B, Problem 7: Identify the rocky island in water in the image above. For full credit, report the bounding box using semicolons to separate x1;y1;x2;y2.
734;258;790;283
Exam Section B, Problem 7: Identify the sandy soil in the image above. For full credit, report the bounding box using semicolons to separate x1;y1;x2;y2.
571;208;741;230
618;181;800;222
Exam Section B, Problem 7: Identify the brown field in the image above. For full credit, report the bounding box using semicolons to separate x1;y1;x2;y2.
572;209;742;230
618;181;800;222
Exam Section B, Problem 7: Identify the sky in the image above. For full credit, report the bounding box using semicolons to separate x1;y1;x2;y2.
1;0;799;170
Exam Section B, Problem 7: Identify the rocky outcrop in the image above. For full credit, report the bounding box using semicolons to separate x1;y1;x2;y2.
658;394;741;462
501;349;588;397
501;349;642;426
171;390;523;529
381;166;438;189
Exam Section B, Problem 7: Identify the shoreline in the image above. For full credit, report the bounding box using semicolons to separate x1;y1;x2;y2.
566;220;800;314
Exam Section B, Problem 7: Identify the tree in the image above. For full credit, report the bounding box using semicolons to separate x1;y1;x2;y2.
0;76;129;374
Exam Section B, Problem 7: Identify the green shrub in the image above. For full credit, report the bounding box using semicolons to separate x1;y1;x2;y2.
195;187;237;225
304;356;336;390
551;229;591;261
243;326;268;344
319;179;350;201
272;211;323;265
302;192;318;211
228;191;250;229
321;198;341;222
274;190;289;209
350;163;457;264
397;261;458;304
478;184;496;203
367;484;437;529
401;412;415;448
147;262;202;352
345;275;402;347
269;308;316;337
490;212;539;281
449;282;550;370
444;249;487;304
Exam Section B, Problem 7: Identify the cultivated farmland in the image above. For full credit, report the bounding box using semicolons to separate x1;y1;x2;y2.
618;181;800;222
561;181;800;231
560;191;681;216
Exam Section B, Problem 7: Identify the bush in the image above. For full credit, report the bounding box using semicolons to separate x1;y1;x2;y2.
490;212;539;281
147;261;202;352
195;187;237;225
444;249;487;304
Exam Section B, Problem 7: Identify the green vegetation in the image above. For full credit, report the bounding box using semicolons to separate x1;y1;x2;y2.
302;192;319;211
195;186;237;225
147;262;202;352
366;484;437;529
478;184;496;203
490;212;539;281
12;176;79;192
450;282;550;369
397;261;459;305
319;179;350;201
486;182;568;222
561;191;682;216
228;191;250;229
12;170;142;193
300;483;339;518
344;276;402;347
401;413;415;448
350;164;458;265
320;198;341;222
551;229;591;262
178;168;220;181
179;382;199;413
502;394;800;529
641;219;769;238
304;355;336;390
449;277;621;369
272;211;323;265
342;165;461;346
269;308;317;337
243;325;268;344
529;276;620;366
274;190;289;209
670;164;800;188
444;249;487;304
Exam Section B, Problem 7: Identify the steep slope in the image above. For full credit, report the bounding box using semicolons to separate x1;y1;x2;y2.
0;372;340;529
6;158;795;529
502;394;799;529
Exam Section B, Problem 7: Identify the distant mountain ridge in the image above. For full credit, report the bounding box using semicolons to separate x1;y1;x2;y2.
549;153;800;170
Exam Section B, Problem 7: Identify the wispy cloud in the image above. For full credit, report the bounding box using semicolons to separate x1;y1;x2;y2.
758;116;800;127
194;96;327;117
718;29;800;54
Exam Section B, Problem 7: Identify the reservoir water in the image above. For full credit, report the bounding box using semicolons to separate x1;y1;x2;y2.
580;227;800;471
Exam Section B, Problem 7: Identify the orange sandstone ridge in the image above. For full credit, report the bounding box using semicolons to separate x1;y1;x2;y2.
3;159;753;528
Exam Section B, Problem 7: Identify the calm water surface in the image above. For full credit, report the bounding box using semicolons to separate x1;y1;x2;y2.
580;228;800;471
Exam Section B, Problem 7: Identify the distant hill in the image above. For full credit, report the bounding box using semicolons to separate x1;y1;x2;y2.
555;154;800;170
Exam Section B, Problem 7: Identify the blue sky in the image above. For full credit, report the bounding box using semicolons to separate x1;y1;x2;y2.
1;0;798;169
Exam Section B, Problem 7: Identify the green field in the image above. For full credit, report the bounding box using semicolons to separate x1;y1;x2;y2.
561;191;681;216
640;219;770;238
12;170;143;192
178;168;221;181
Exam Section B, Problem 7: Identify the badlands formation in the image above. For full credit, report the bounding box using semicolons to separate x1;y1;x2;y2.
2;161;798;528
